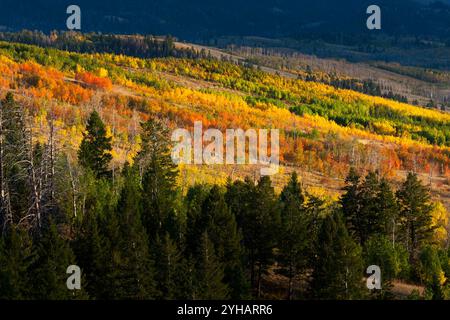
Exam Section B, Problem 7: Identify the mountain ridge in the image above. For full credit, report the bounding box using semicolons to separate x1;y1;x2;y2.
1;0;450;40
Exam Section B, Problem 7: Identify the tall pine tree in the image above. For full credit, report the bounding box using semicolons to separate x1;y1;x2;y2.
311;210;364;300
397;172;435;264
194;232;229;300
78;110;112;178
32;219;85;299
154;233;189;299
377;178;398;245
278;172;309;300
200;185;248;299
341;167;361;242
137;118;179;242
226;176;282;298
113;164;158;299
0;225;35;299
342;169;395;245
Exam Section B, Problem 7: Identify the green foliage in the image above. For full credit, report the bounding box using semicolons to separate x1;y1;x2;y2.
424;273;450;300
200;186;248;299
364;235;409;300
407;289;423;300
185;184;210;257
0;226;35;299
113;165;158;299
32;220;84;300
311;210;364;300
137;118;180;242
364;236;409;281
194;232;229;300
0;31;206;60
278;172;310;299
78;111;112;178
342;169;398;245
226;176;280;298
418;245;444;285
397;172;435;263
73;209;108;299
153;233;187;299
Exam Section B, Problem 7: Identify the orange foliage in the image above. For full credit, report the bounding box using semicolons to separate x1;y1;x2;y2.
13;61;93;104
75;72;113;90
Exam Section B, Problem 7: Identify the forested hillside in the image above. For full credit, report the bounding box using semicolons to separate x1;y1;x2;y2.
0;37;449;299
2;0;450;40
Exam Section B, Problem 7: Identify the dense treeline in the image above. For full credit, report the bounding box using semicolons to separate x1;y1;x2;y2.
0;30;210;60
305;73;408;104
373;62;450;85
0;93;448;300
303;70;394;101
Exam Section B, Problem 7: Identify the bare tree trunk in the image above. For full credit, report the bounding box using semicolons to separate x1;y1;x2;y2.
0;100;11;232
66;155;77;218
28;131;42;229
48;114;56;206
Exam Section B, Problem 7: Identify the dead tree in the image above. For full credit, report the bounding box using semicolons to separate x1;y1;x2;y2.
0;99;12;233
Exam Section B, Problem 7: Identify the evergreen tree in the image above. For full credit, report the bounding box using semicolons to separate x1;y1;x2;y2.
195;232;229;300
278;172;309;300
73;210;108;299
364;236;409;299
75;165;157;300
32;220;85;299
377;178;398;245
137;118;179;242
311;210;364;300
98;203;123;299
72;170;116;299
303;193;328;273
0;226;35;299
357;171;382;244
342;170;395;245
397;172;435;263
241;176;280;298
154;233;188;299
418;245;444;285
225;177;255;233
78;111;112;178
425;273;449;300
200;185;248;299
226;176;281;297
185;184;210;257
113;165;158;299
341;167;361;242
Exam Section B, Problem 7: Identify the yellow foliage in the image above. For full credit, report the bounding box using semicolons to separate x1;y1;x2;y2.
431;201;449;243
97;67;109;78
372;121;397;136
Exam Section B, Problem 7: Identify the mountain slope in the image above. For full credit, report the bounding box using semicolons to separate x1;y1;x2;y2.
0;39;448;208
